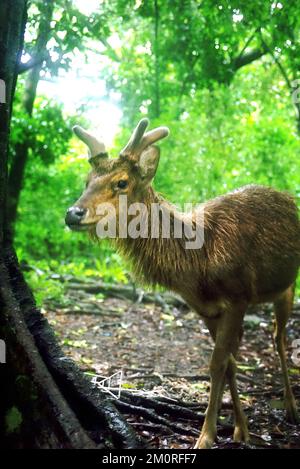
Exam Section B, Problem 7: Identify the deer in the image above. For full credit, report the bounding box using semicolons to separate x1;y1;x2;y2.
65;118;300;449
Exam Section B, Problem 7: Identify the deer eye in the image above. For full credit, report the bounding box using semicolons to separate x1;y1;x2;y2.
117;180;128;189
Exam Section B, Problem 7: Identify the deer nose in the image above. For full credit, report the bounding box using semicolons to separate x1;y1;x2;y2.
65;206;87;226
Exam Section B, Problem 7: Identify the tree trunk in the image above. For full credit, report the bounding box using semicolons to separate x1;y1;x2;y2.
0;1;26;235
0;0;90;448
0;0;142;449
7;0;53;230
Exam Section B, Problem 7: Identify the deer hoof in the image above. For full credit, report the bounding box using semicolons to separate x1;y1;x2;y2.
194;431;215;449
286;406;299;424
233;424;250;443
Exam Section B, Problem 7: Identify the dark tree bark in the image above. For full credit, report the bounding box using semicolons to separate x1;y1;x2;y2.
0;0;93;449
0;0;143;449
0;0;26;235
7;0;54;231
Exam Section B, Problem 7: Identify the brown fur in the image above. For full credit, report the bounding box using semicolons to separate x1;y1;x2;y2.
115;185;300;316
67;121;300;449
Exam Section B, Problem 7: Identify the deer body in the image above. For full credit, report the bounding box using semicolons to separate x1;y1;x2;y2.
66;118;299;449
117;184;300;312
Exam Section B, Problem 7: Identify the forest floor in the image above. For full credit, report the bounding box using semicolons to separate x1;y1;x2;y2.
43;277;300;449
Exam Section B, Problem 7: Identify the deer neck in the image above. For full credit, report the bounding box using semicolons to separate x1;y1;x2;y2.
115;187;204;289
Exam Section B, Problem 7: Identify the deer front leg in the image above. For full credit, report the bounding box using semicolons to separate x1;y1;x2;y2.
194;308;245;449
194;344;230;448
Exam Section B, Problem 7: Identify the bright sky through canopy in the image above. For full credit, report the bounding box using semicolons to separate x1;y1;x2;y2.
37;0;121;146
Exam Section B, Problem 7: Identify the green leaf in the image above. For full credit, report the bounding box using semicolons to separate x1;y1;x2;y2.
5;406;23;434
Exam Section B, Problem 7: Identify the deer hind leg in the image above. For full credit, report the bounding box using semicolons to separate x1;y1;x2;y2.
227;325;249;443
194;307;246;449
273;284;299;424
226;354;249;443
217;327;244;409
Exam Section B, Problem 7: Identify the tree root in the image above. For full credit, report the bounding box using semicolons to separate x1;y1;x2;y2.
115;401;199;437
0;256;95;448
3;246;143;448
116;392;205;421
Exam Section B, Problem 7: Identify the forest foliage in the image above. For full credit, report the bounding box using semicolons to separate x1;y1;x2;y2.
10;0;300;301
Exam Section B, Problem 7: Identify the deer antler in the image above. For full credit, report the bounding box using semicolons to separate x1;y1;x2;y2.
73;125;108;166
120;118;169;158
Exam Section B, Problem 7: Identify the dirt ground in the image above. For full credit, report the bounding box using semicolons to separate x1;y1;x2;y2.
44;287;300;449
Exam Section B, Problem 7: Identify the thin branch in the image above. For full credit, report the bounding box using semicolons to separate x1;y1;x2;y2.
176;54;200;115
259;31;292;90
259;30;300;131
236;33;257;62
17;53;47;74
99;37;121;62
235;27;262;64
233;47;267;71
86;38;121;63
153;0;160;117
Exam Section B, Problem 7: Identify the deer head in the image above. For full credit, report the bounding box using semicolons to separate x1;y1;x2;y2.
65;118;169;231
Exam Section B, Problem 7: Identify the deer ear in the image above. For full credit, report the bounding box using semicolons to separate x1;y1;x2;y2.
138;146;160;182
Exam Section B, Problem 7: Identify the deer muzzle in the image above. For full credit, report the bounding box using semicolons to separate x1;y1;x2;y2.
65;206;90;231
